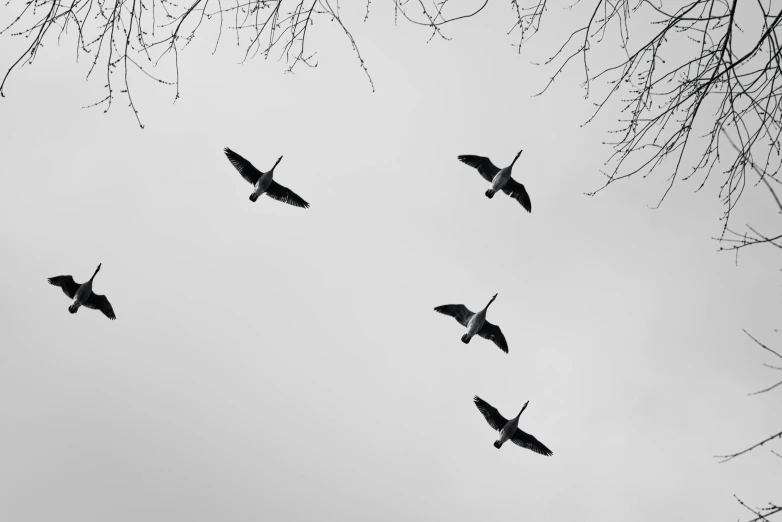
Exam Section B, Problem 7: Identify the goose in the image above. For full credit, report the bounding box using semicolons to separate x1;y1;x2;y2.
473;396;552;455
48;263;116;320
434;293;508;353
457;150;531;212
224;147;310;208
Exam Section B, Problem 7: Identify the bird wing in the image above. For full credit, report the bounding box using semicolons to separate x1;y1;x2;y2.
48;275;81;299
83;293;116;320
224;147;263;185
265;180;310;209
473;395;508;432
433;304;474;327
501;177;531;212
458;155;501;183
510;428;553;456
477;320;508;353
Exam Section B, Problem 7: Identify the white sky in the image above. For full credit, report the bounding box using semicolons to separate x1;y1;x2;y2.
0;2;779;521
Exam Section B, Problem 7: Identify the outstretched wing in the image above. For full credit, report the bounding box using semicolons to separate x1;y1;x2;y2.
458;155;500;184
477;320;508;353
266;180;310;209
511;428;553;456
473;395;508;432
434;304;474;328
83;293;116;320
224;147;263;185
48;275;80;299
501;177;531;212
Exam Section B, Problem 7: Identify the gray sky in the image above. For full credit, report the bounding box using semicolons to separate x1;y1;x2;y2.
0;2;779;521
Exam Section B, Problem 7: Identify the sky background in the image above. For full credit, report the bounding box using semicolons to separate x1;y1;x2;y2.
0;2;780;521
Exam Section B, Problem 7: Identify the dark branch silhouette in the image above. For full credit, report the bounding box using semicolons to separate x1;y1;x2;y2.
1;0;374;127
718;131;782;256
716;338;781;462
716;328;781;520
741;329;782;396
515;1;782;231
0;0;537;125
716;428;782;464
734;495;782;522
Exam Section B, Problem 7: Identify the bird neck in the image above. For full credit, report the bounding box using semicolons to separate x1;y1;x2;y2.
510;150;523;167
90;266;100;281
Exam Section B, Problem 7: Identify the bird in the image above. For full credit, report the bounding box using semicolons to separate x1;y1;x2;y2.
434;293;508;353
223;147;310;208
48;263;116;320
457;150;531;212
473;396;553;455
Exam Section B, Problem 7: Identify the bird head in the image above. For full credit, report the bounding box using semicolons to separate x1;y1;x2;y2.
511;149;524;166
485;293;498;310
518;401;529;417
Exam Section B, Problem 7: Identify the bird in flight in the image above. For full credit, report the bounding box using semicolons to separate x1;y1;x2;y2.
223;147;310;208
473;396;552;455
434;293;508;353
48;263;116;320
457;150;531;212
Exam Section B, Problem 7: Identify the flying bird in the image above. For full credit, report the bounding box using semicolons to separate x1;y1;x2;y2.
434;293;508;353
223;147;310;208
457;150;531;212
473;396;552;455
48;263;116;320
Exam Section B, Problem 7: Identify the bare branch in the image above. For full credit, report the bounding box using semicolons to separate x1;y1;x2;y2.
1;0;373;124
741;329;782;396
715;429;782;463
734;496;782;522
744;329;782;361
515;1;782;231
749;378;782;395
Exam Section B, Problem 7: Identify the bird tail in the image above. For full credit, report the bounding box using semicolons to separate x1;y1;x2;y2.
68;303;79;314
249;193;260;202
485;188;496;199
493;440;504;449
461;333;471;344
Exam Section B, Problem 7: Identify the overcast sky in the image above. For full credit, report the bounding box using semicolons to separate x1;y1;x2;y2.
0;2;779;521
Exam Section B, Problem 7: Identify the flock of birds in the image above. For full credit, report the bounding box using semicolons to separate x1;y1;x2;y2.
46;146;552;458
